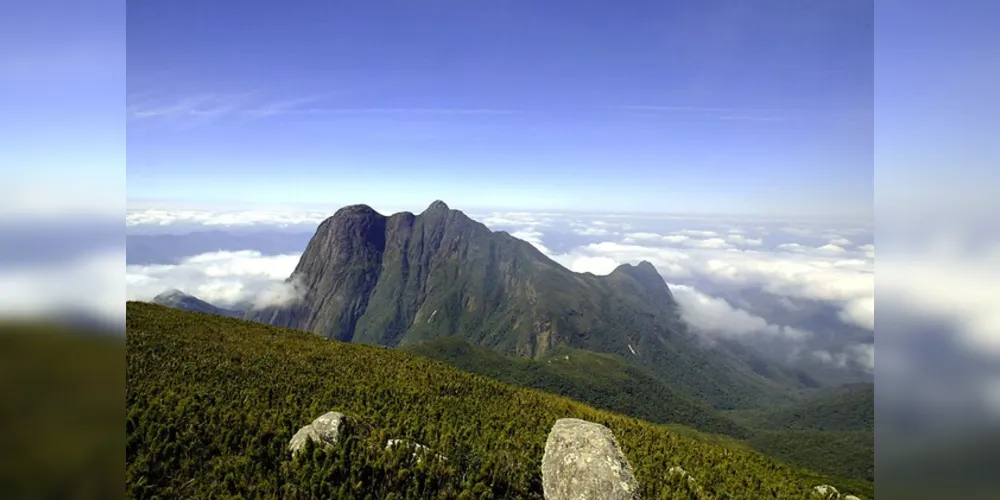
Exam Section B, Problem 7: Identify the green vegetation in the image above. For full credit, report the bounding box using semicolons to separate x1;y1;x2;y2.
729;383;874;432
127;303;872;499
727;384;874;482
0;323;122;500
404;336;752;439
747;430;873;483
406;336;874;485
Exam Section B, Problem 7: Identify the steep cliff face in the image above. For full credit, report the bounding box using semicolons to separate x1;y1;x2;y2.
248;201;679;355
246;201;796;408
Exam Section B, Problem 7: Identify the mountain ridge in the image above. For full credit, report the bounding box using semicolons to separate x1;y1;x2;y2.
244;200;806;409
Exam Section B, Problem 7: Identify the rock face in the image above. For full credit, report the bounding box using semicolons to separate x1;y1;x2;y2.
288;411;347;457
541;418;640;500
243;200;799;409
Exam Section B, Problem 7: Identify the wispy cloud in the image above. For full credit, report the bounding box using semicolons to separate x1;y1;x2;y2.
127;93;257;122
617;105;869;122
127;91;518;125
289;108;518;116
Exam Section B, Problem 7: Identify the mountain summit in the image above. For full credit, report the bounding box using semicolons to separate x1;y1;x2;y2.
247;201;796;408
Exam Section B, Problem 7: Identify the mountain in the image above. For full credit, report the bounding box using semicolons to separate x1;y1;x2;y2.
152;289;242;317
246;200;802;409
126;302;873;499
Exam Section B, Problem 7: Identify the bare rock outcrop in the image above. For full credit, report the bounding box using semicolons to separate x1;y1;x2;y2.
288;411;347;457
541;418;640;500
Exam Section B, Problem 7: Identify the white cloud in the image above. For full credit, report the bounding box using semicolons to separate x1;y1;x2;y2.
126;250;303;308
858;244;875;259
678;229;719;237
572;226;611;236
828;236;853;246
726;234;764;246
126;208;332;227
670;283;812;341
548;240;874;332
816;244;847;254
812;343;874;373
776;243;808;252
509;229;552;255
839;296;875;330
879;245;1000;356
0;248;124;324
481;212;551;229
685;237;731;249
621;232;733;249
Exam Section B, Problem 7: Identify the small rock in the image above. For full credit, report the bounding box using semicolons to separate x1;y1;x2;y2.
288;411;347;457
811;484;840;499
541;418;640;500
668;466;696;484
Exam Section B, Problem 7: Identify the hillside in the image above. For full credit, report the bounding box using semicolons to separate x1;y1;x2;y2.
730;383;874;432
1;323;121;500
403;336;752;439
728;383;875;481
406;337;874;483
245;201;804;409
127;302;873;499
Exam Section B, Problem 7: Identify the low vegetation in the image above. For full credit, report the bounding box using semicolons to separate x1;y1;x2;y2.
127;303;872;498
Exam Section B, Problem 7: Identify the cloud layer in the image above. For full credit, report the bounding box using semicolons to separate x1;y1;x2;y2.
125;250;302;309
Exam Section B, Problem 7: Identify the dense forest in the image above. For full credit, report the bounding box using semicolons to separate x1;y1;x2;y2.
126;303;872;499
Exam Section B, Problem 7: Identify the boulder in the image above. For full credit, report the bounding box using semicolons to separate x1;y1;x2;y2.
541;418;640;500
811;484;840;499
288;411;347;457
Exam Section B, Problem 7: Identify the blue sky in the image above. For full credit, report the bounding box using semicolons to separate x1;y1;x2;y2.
124;0;874;217
1;0;123;215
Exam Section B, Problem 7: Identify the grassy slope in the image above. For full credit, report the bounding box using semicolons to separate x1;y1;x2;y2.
1;324;122;499
728;383;874;482
127;303;872;499
403;336;753;439
407;336;874;485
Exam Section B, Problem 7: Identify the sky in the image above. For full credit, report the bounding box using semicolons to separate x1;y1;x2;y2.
124;0;874;217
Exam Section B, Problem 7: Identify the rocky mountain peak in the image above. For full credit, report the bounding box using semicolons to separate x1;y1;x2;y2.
425;200;450;212
332;204;382;219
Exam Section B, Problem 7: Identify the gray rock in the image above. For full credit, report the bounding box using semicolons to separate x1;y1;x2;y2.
811;484;840;499
668;466;696;484
288;411;347;457
541;418;640;500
